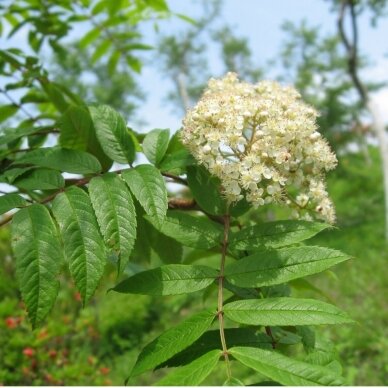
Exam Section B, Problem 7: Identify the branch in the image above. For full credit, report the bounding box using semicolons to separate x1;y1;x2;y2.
217;212;232;379
0;174;94;228
337;0;367;103
0;168;198;227
168;198;196;209
162;172;188;185
0;88;38;122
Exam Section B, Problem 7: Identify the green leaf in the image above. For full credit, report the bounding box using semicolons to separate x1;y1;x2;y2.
159;329;272;369
224;298;354;326
230;347;345;386
155;350;220;386
130;310;215;377
290;278;334;303
11;205;63;327
129;202;181;265
13;147;102;174
58;105;93;151
129;201;153;263
297;326;316;353
0;49;21;67
0;126;40;146
59;105;112;171
270;327;302;345
229;220;330;251
20;89;48;104
1;167;34;183
113;264;218;295
107;50;121;76
145;210;223;249
0;193;27;215
159;149;195;173
126;56;142;73
223;378;245;386
52;187;106;304
90;105;135;164
224;246;350;288
79;27;100;48
13;168;64;190
91;0;107;15
0;104;18;123
175;13;198;25
187;165;227;216
122;165;167;228
305;351;342;376
230;198;250;217
142;128;170;165
88;173;136;273
91;40;111;63
150;228;183;264
41;82;69;112
125;43;154;51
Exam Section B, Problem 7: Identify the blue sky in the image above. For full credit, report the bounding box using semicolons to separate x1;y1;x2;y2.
135;0;388;132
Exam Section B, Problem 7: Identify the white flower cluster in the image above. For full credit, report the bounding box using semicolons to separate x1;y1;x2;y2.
181;72;338;223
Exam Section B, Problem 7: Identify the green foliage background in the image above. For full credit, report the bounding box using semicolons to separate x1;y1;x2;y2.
1;148;386;385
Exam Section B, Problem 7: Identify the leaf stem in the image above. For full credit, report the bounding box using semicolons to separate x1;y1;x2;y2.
218;210;232;379
265;326;277;349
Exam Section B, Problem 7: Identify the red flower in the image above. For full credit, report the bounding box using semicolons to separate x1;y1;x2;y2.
100;367;110;375
23;347;35;357
5;317;18;329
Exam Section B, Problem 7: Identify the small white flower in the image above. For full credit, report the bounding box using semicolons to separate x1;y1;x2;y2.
181;73;337;223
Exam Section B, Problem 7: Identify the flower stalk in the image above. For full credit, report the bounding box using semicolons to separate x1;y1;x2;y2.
218;211;232;379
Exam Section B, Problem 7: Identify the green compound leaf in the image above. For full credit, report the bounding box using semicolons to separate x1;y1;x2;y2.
13;168;65;190
52;187;106;304
113;264;218;295
159;329;272;369
0;193;27;215
142;128;170;165
130;310;216;377
155;349;221;386
90;105;135;164
229;220;330;251
224;298;354;326
230;347;345;386
122;164;167;229
13;147;102;174
145;210;223;249
11;204;63;328
89;173;137;274
225;246;350;288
